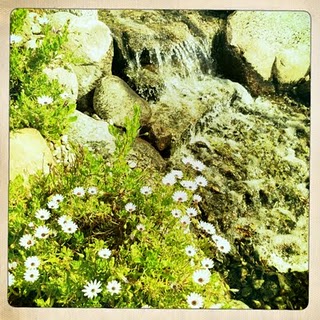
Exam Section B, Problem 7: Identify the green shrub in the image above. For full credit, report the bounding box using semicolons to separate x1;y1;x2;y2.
10;9;76;141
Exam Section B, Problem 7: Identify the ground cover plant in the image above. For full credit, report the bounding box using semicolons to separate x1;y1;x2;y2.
8;10;234;307
8;106;234;308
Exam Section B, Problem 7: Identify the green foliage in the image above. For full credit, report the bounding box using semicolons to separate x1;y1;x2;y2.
9;9;76;141
8;107;231;308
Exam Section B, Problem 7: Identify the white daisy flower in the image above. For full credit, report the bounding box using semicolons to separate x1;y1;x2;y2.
136;223;145;231
201;257;214;269
35;208;51;220
214;236;231;254
57;215;70;226
82;279;102;299
60;92;70;99
180;215;191;226
61;135;69;144
38;16;49;25
10;34;23;44
192;269;211;285
186;292;204;309
87;187;98;195
24;256;41;269
170;169;183;179
186;207;198;217
192;194;202;203
172;191;188;203
24;268;40;282
185;245;197;257
140;186;152;195
199;221;216;235
34;226;50;239
28;222;35;228
181;156;194;166
51;194;64;203
19;234;36;248
127;160;137;168
107;280;121;295
73;187;85;197
8;261;18;270
8;272;15;287
98;248;112;259
171;209;182;218
180;180;198;191
37;95;53;105
47;200;59;209
25;39;37;49
191;160;206;172
162;173;176;186
195;175;208;187
62;220;78;234
125;202;136;212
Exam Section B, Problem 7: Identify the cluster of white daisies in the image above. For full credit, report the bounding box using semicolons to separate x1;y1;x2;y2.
8;186;99;288
121;156;231;308
9;155;231;308
165;156;231;308
82;248;122;299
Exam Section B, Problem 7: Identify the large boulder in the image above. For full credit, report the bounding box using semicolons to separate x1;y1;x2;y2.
49;11;113;98
10;128;55;183
216;11;310;99
93;75;152;127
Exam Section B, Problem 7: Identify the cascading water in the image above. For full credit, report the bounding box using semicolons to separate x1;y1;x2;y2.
124;34;215;104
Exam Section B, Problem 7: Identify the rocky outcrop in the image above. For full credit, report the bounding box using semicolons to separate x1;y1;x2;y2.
93;75;152;127
10;128;55;183
49;11;113;98
216;11;310;103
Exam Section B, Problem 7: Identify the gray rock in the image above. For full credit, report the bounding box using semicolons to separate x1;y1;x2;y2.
66;110;116;156
219;11;310;97
93;75;152;127
129;138;166;172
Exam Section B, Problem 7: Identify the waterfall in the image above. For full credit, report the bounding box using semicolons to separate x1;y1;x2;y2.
126;35;213;79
